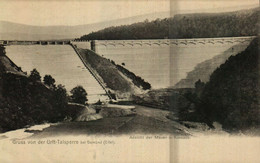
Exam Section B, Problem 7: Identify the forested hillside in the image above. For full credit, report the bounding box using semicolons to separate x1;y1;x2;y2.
196;37;259;131
0;46;82;132
80;7;259;40
134;37;259;133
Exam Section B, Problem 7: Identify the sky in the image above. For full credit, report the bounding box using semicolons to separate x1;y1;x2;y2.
0;0;259;26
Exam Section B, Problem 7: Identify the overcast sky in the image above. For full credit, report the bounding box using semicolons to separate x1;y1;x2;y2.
0;0;259;26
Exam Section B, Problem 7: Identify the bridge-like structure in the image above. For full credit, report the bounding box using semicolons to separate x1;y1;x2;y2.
0;40;71;45
0;36;255;47
93;36;255;47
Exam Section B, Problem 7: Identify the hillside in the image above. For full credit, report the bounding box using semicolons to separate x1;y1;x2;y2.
0;12;169;40
133;38;260;133
76;48;151;99
174;43;250;88
196;37;260;132
0;46;81;132
80;7;259;40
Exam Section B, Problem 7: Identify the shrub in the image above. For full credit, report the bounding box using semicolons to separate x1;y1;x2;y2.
29;68;41;81
70;86;88;105
43;75;56;88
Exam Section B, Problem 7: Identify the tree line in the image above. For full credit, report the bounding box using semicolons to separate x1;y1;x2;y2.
0;45;90;132
79;7;259;40
29;68;88;105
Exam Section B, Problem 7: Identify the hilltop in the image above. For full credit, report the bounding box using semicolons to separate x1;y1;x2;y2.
0;12;169;41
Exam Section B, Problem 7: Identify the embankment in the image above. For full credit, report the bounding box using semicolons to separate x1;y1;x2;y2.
114;64;151;90
75;48;146;98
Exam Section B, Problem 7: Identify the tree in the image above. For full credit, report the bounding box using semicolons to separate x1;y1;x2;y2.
29;68;41;81
194;79;205;97
111;60;115;65
53;84;68;109
0;45;6;56
43;75;56;88
70;86;88;105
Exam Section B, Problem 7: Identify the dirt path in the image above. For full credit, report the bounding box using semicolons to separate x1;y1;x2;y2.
2;105;226;139
28;105;190;138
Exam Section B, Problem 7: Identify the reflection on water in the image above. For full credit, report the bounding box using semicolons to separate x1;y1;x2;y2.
5;45;108;103
96;42;250;88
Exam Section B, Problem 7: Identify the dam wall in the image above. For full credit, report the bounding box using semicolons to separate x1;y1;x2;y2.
94;36;255;88
3;36;255;92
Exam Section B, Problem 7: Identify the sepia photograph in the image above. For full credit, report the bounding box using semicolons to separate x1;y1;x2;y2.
0;0;259;162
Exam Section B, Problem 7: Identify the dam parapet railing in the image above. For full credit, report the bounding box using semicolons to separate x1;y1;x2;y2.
92;36;256;47
0;36;256;48
0;40;71;45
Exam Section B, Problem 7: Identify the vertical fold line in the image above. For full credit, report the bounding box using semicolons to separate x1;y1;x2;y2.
169;0;179;163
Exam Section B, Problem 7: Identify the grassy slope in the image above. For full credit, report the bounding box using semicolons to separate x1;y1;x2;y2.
115;64;151;90
77;48;143;96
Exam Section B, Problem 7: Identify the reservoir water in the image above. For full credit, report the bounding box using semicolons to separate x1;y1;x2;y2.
5;45;108;103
